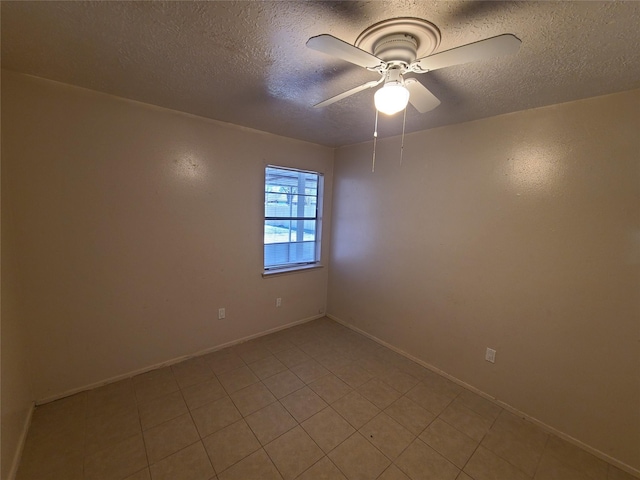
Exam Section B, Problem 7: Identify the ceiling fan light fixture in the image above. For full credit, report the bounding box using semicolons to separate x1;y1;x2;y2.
374;81;410;115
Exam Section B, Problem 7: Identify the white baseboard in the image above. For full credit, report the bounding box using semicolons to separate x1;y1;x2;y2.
36;314;323;406
327;314;640;479
8;401;35;480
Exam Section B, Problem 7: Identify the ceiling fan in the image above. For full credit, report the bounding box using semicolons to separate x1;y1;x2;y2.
306;18;521;115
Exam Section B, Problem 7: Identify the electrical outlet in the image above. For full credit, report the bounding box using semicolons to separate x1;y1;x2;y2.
485;348;496;363
276;297;282;307
218;308;226;320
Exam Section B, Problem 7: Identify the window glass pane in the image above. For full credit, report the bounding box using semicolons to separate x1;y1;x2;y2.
264;241;316;268
264;220;291;244
264;166;321;270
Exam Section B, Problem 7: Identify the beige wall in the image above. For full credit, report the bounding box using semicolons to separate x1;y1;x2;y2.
1;150;35;480
1;71;333;405
328;89;640;470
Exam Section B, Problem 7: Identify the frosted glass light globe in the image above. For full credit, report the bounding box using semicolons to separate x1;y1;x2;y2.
374;83;410;115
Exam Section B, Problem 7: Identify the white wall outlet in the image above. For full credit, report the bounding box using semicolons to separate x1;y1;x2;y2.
485;348;496;363
218;308;226;320
276;297;282;307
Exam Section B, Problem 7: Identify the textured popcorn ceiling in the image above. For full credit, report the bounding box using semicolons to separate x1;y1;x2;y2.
2;1;639;147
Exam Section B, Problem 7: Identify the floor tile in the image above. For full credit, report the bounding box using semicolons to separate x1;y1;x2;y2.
245;402;297;445
439;401;494;442
328;432;391;480
138;390;188;430
309;374;352;404
421;374;464;398
280;386;328;422
291;359;331;384
234;341;271;364
17;450;84;480
134;367;174;385
182;377;227;410
143;413;200;463
356;355;388;374
457;473;474;480
378;369;420;394
358;378;402;409
481;425;544;476
248;355;288;380
378;464;411;480
230;382;276;416
263;369;305;399
534;452;596;480
149;441;215;480
262;335;295;354
332;391;380;429
218;366;260;394
85;407;142;454
490;411;548;450
217;449;282;480
298;340;334;358
134;375;180;404
360;412;414;460
34;392;87;418
420;418;479;468
203;419;261;473
302;407;355;453
316;350;353;372
274;347;312;368
191;396;242;437
464;445;530;480
265;426;324;480
405;383;455;416
384;395;436;436
394;361;433;383
395;438;460;480
84;434;147;480
206;351;246;375
18;406;85;469
87;379;136;418
297;456;347;480
124;468;151;480
333;364;373;389
454;390;502;421
544;435;608;480
171;357;215;389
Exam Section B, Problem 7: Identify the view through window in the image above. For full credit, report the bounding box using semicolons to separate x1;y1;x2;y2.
264;166;322;270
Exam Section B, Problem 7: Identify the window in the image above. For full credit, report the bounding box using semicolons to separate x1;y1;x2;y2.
264;165;322;271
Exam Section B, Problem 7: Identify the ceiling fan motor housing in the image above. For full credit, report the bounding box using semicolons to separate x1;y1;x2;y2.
373;34;418;64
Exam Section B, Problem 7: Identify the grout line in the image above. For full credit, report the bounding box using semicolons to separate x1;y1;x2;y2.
532;434;551;478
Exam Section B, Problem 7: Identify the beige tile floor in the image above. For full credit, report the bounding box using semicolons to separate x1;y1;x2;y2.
16;317;635;480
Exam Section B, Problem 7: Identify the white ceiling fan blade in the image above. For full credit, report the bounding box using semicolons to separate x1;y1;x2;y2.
415;34;521;72
314;79;383;108
405;78;441;113
307;34;384;69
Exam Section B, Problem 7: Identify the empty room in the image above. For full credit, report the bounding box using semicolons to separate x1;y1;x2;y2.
1;1;638;480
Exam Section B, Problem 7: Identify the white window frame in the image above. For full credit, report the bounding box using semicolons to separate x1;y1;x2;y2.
263;165;323;275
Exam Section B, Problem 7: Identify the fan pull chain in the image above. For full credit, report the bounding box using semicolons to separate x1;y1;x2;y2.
372;109;379;173
400;106;407;166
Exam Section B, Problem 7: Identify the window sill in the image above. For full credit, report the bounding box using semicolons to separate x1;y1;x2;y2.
262;264;324;277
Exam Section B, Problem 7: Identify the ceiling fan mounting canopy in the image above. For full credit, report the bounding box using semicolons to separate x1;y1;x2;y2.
355;17;441;62
371;34;419;64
